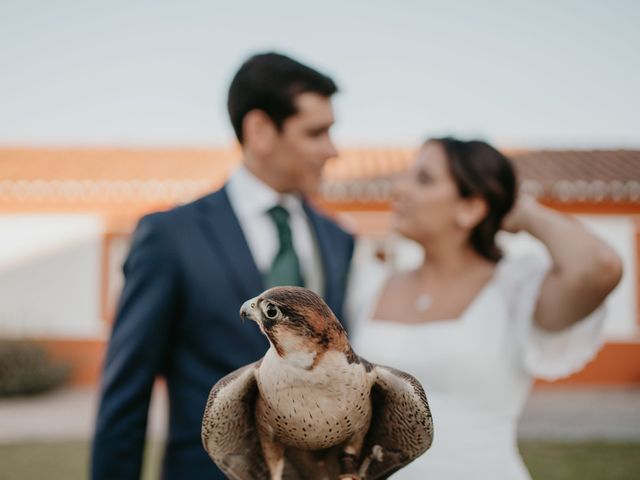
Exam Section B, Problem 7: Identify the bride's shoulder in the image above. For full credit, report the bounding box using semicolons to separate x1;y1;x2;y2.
345;241;391;319
348;239;427;301
497;253;550;276
493;253;552;295
349;254;389;292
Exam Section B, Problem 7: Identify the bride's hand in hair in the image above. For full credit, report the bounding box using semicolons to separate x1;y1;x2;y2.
501;195;539;234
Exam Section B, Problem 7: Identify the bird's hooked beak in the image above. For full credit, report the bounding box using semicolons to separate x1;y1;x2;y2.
240;296;260;325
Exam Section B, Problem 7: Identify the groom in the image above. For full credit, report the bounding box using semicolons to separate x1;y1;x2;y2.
91;52;355;480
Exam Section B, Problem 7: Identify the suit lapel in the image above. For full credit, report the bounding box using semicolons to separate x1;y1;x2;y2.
197;187;265;301
197;190;341;316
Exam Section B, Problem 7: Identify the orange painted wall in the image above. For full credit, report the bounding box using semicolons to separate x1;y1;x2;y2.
63;205;640;387
34;339;106;386
29;338;640;387
536;342;640;387
3;148;638;388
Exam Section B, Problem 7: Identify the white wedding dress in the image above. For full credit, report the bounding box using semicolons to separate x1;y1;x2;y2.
350;254;606;479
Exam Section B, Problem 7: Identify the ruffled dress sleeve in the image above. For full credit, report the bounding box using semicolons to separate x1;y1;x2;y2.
504;255;607;381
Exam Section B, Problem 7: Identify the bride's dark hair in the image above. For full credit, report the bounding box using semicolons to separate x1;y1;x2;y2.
427;137;517;262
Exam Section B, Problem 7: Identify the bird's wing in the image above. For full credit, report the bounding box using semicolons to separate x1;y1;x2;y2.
201;360;269;480
360;360;434;480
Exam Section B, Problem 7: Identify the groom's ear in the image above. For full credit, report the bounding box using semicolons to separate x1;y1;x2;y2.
243;109;278;156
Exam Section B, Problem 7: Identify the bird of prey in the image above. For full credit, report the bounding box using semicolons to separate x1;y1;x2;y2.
202;286;433;480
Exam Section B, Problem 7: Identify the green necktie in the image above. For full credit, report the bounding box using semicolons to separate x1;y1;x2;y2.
265;205;305;288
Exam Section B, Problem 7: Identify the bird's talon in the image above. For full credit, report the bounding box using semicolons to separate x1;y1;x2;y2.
371;444;384;461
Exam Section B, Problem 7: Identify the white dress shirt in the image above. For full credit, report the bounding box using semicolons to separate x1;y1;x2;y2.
225;165;324;295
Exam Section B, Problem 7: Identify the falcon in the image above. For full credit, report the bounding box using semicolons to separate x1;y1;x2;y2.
202;286;433;480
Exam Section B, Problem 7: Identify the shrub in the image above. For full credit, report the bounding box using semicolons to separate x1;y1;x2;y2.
0;341;70;397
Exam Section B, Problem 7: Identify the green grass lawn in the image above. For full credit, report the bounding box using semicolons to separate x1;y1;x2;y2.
0;441;638;479
0;440;162;480
520;441;640;479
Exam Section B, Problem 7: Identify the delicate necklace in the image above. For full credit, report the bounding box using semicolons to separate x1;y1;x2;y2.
415;293;433;313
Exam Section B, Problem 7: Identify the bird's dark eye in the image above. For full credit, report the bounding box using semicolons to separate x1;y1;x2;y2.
264;303;279;319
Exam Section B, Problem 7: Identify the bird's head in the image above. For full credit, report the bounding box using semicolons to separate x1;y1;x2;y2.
240;286;353;367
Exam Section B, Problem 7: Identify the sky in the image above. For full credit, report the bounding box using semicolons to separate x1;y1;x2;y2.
1;0;638;149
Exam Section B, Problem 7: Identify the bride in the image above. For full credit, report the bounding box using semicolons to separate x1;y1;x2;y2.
349;137;622;479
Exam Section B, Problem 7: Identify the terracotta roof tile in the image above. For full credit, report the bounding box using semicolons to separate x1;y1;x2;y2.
0;147;240;181
511;150;640;183
325;149;640;204
1;147;638;207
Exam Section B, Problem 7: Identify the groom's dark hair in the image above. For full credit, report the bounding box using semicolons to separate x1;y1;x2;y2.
227;52;338;144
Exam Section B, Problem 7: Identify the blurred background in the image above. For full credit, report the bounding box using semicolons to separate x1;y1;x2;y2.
0;1;639;479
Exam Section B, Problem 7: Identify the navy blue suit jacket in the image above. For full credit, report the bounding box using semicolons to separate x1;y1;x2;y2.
91;187;354;480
